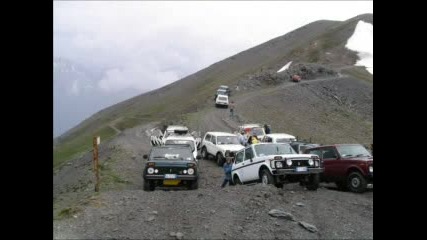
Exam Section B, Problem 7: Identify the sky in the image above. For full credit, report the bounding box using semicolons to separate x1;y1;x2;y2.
53;1;373;137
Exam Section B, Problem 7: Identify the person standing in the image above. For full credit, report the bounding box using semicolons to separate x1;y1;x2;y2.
264;124;271;134
221;157;233;188
239;130;248;146
252;135;260;144
229;101;235;119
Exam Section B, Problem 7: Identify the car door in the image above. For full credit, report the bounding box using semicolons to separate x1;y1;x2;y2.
203;134;212;154
240;146;259;182
232;150;245;182
320;147;340;181
209;135;217;155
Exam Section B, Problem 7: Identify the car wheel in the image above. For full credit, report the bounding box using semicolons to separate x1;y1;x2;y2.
143;180;154;191
188;180;198;190
201;147;208;160
261;169;274;185
233;175;242;185
306;174;319;191
216;153;224;166
347;172;367;193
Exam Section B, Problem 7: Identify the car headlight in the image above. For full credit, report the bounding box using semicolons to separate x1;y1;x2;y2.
188;168;195;175
276;161;283;168
183;169;188;174
286;159;292;166
147;168;154;174
308;159;314;166
369;166;373;172
154;169;159;173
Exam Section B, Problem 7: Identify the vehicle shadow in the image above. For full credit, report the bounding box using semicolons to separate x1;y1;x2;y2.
321;183;373;193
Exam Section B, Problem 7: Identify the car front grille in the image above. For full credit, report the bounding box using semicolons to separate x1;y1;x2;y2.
156;167;188;175
290;160;309;167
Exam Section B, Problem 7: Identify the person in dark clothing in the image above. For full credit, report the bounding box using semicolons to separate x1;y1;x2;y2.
229;101;235;118
247;135;253;145
221;156;233;188
264;124;271;134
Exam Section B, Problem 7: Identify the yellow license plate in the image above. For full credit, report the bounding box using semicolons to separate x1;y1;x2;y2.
163;180;181;186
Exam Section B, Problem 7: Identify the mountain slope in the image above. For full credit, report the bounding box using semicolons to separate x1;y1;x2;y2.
54;14;373;168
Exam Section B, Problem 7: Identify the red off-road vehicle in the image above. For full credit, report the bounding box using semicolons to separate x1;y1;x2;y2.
304;144;373;193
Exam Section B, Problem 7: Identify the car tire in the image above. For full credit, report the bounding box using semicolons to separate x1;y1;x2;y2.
233;175;242;185
201;147;208;160
188;180;198;190
306;174;319;191
347;172;367;193
261;169;274;185
143;180;154;191
216;153;224;166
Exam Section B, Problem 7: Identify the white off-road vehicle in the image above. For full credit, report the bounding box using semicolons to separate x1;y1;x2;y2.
238;123;267;140
231;143;323;190
261;133;297;143
215;94;229;108
150;125;201;159
200;132;245;166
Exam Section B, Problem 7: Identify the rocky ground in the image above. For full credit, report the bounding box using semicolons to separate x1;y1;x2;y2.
53;87;373;239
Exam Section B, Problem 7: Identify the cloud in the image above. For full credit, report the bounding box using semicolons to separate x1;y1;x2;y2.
98;64;179;93
54;1;373;93
70;80;79;96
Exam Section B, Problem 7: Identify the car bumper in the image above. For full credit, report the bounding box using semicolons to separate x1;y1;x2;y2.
273;168;324;175
144;174;198;181
367;173;373;183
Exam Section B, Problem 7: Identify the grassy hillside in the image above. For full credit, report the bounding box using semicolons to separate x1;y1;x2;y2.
54;14;373;168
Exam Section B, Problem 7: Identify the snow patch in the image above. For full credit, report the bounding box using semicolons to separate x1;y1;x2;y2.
277;61;292;73
346;21;373;74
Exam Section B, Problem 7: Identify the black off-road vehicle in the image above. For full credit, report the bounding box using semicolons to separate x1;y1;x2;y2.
143;145;201;191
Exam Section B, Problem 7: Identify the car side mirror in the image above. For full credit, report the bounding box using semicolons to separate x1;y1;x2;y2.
196;155;202;160
143;154;148;159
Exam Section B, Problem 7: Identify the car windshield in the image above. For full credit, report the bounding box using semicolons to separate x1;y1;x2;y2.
150;148;193;161
250;127;265;136
217;90;227;94
164;140;195;151
336;145;372;157
254;143;296;156
217;136;240;145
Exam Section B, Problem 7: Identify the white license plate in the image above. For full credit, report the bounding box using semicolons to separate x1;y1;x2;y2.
165;174;177;179
296;167;307;172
